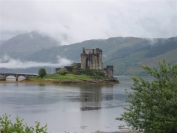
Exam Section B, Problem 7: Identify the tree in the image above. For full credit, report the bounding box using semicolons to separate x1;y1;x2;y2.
117;61;177;133
38;68;47;78
0;114;48;133
57;68;68;75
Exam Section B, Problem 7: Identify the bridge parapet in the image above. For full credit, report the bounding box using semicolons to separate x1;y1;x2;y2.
0;73;38;81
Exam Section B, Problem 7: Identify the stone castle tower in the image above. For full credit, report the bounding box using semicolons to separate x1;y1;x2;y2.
81;47;103;70
55;47;114;77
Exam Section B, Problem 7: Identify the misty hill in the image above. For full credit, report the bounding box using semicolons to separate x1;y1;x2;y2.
0;31;60;59
0;31;176;75
26;37;151;62
105;37;177;75
26;36;177;75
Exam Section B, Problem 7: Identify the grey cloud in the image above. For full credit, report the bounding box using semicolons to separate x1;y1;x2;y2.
0;0;176;44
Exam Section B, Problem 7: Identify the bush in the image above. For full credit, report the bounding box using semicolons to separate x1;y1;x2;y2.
83;69;105;76
0;114;48;133
94;70;105;76
84;69;92;75
73;66;79;70
36;75;40;78
38;68;47;78
57;68;68;75
117;61;177;133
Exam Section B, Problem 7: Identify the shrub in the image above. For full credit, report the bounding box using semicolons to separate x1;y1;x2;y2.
0;114;48;133
83;69;105;76
73;66;79;70
57;68;68;75
73;70;78;75
94;70;105;76
84;69;92;75
117;61;177;133
38;68;47;78
36;75;40;78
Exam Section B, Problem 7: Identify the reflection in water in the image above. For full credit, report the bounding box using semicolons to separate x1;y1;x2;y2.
80;84;114;111
80;85;102;111
0;83;128;112
0;78;131;133
38;84;46;86
102;85;113;101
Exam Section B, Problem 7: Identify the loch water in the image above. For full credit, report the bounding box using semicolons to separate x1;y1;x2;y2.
0;76;133;133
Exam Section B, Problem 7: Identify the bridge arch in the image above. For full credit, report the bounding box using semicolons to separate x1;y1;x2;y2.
0;73;37;81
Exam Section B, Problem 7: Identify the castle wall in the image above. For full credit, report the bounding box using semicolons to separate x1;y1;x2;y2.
71;62;81;68
104;66;113;77
81;55;88;69
81;47;103;70
98;49;102;69
56;47;114;77
64;66;73;72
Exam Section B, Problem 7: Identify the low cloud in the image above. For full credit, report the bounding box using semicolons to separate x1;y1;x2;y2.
145;38;159;45
1;1;176;44
0;55;72;69
144;38;167;45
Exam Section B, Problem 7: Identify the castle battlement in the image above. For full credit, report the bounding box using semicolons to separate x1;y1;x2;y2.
56;47;114;77
81;47;113;77
81;47;103;70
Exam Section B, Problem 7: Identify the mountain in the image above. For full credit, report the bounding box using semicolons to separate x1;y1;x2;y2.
0;32;176;75
26;37;152;62
104;37;177;75
26;36;177;75
0;31;60;59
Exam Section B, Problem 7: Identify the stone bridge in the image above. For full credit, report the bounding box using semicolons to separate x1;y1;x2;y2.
0;73;38;81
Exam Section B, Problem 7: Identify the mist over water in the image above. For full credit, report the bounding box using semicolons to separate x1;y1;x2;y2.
0;55;72;69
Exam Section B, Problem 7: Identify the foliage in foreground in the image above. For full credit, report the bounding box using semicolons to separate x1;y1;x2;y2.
38;68;47;78
117;61;177;133
0;114;47;133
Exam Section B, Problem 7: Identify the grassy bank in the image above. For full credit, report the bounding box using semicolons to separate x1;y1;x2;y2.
30;73;111;81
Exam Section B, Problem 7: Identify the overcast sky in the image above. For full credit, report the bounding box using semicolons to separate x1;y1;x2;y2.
0;0;177;45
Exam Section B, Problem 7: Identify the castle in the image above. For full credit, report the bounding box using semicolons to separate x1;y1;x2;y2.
81;47;103;70
56;47;114;77
81;47;113;77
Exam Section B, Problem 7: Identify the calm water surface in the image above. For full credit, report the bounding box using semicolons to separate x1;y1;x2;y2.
0;76;133;133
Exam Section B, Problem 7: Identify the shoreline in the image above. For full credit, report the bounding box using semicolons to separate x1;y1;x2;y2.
0;79;120;85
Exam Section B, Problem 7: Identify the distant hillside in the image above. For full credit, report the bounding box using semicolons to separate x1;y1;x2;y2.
0;31;60;59
26;37;177;75
104;37;177;75
26;37;151;62
0;31;176;75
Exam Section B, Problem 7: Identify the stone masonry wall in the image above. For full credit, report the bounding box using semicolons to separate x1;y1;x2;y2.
81;47;103;70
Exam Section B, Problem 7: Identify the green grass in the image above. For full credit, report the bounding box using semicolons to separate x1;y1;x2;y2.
30;73;109;81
